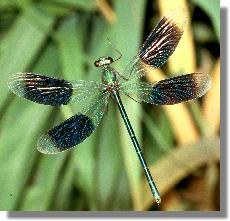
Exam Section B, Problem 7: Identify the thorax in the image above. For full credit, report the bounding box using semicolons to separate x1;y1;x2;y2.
102;66;118;87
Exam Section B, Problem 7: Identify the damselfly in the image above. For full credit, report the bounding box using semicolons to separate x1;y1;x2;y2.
8;9;212;205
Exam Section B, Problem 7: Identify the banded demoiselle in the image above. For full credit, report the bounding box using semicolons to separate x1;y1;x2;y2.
8;9;212;205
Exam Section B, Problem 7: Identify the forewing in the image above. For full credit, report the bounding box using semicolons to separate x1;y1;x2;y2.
122;9;187;80
8;73;101;106
37;92;110;154
121;73;212;105
139;9;186;68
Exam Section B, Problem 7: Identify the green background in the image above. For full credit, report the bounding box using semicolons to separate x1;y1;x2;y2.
0;0;220;211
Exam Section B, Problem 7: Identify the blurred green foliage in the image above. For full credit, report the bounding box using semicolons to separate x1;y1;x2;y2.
0;0;220;211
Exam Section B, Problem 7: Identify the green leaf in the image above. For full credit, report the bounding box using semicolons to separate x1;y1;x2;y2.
44;0;97;11
53;155;76;210
20;154;67;210
55;14;85;80
0;100;50;210
0;7;55;107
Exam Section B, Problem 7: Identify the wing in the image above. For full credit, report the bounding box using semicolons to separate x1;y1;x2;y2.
8;73;102;106
37;92;110;154
122;9;187;80
121;73;212;105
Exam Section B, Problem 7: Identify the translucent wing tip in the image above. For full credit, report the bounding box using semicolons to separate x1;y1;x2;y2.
37;134;61;154
193;73;212;97
8;72;28;97
164;8;188;31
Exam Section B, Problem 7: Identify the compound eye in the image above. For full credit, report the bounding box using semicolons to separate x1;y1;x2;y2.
108;57;114;63
94;60;100;67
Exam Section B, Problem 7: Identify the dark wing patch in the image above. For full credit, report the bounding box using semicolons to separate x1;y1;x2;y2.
8;73;73;106
121;73;212;105
149;73;212;105
139;9;186;68
37;114;95;154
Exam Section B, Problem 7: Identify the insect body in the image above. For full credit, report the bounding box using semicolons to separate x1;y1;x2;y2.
8;9;212;205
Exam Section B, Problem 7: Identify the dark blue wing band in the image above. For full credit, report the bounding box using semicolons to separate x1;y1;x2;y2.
38;114;95;154
8;73;73;106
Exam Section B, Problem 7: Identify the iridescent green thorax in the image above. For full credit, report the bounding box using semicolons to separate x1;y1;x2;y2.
101;65;117;85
